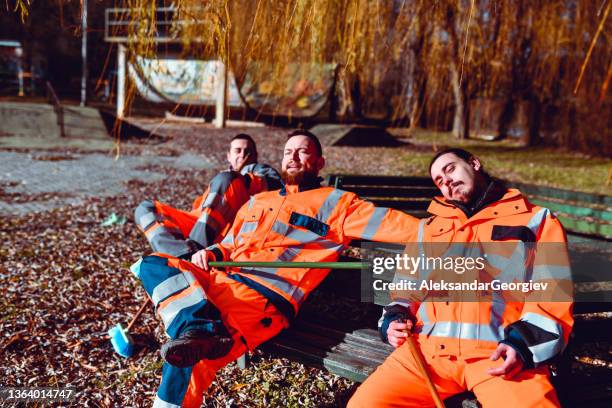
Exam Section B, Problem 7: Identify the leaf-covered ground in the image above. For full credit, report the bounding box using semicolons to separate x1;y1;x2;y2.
0;126;358;407
0;124;609;407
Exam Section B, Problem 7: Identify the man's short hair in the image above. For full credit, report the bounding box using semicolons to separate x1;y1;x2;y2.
287;129;323;156
231;133;257;154
428;148;475;174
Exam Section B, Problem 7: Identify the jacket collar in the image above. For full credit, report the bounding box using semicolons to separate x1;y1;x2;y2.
449;180;507;218
279;175;323;196
427;187;528;222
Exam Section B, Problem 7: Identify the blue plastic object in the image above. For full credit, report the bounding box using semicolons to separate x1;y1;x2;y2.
130;258;142;278
108;323;134;358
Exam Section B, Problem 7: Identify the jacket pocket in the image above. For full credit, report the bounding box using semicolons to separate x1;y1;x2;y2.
288;212;330;237
237;207;264;246
491;225;535;243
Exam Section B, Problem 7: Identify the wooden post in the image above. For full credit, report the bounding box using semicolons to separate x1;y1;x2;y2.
80;0;88;107
215;60;228;128
16;46;24;97
117;44;126;119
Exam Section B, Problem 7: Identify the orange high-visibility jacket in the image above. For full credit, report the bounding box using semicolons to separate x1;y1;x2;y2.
380;188;574;368
206;183;421;319
188;163;282;245
190;163;281;214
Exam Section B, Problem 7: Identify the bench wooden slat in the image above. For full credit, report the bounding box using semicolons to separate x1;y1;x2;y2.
530;198;612;221
367;199;430;211
555;216;612;239
265;332;382;382
508;181;612;208
329;174;434;188
344;185;439;198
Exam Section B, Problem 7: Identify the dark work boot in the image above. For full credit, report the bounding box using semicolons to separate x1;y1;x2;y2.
160;330;234;368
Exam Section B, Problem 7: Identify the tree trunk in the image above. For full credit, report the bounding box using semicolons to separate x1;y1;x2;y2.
450;62;469;139
409;77;426;130
445;5;469;139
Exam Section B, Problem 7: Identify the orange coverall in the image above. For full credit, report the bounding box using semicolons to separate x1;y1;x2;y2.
349;188;574;408
134;163;281;257
133;182;421;407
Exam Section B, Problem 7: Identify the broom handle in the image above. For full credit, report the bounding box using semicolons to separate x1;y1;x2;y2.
405;334;445;408
126;298;151;332
125;261;365;331
208;261;367;269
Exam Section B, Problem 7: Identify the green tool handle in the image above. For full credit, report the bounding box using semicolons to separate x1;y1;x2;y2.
208;261;368;269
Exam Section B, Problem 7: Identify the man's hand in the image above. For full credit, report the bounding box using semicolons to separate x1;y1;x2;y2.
191;249;212;270
386;319;413;348
487;343;524;380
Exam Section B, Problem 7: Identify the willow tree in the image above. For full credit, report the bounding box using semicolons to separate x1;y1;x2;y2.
12;0;611;153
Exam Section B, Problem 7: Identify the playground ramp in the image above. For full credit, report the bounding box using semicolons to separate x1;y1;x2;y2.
0;102;156;150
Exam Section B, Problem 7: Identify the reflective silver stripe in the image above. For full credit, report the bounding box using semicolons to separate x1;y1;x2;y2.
190;213;223;247
417;218;426;243
247;196;255;210
490;293;506;333
416;302;431;328
139;211;157;229
202;191;222;209
239;221;258;235
221;232;234;245
377;313;385;329
317;189;344;222
151;271;197;306
418;321;504;342
195;213;222;231
271;221;341;249
205;243;219;252
529;340;564;364
238;268;306;305
159;285;207;330
153;396;181;408
148;224;182;240
532;265;572;281
240;163;256;175
272;221;318;242
521;312;563;335
528;207;550;234
522;311;565;363
497;246;529;282
485;253;509;270
278;246;301;262
361;207;389;240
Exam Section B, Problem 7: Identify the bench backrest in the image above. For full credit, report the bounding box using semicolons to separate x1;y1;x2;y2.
327;174;612;240
326;174;612;313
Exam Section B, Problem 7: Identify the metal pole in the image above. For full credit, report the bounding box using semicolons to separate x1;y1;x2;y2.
80;0;88;106
117;44;126;119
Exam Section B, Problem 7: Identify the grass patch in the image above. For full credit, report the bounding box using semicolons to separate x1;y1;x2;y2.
397;129;612;194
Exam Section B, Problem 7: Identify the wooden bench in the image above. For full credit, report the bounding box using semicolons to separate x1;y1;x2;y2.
328;174;612;240
259;174;611;407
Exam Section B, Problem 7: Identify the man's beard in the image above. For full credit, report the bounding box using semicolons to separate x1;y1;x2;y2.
282;169;317;185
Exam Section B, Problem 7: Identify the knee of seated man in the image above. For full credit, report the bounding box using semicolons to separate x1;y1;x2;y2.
134;199;156;226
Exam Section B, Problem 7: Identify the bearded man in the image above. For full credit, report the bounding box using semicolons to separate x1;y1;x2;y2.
131;129;422;407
